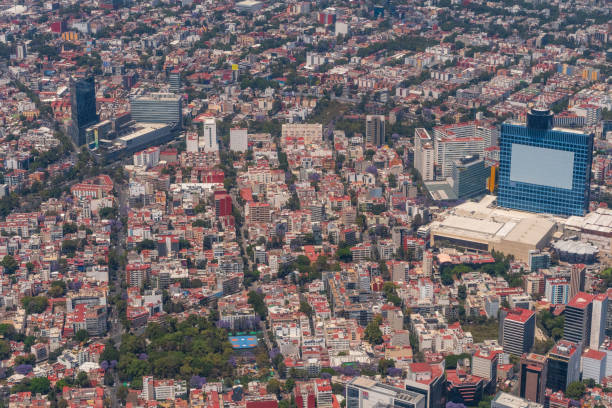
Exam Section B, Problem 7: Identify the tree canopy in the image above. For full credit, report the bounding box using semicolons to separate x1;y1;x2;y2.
22;296;49;314
364;315;383;345
117;315;234;382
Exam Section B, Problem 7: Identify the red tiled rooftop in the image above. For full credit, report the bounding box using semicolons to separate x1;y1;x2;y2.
568;292;594;309
504;307;534;323
583;348;606;361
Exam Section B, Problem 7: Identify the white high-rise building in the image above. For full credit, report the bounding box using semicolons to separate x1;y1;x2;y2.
201;118;219;152
417;278;433;301
433;121;496;178
133;147;160;168
582;348;607;383
602;342;612;378
475;124;499;147
16;43;26;60
422;250;433;276
435;135;485;178
143;376;153;401
414;128;435;181
590;293;608;349
186;132;199;153
230;128;248;152
472;348;499;382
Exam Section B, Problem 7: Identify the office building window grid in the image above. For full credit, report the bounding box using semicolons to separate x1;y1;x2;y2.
498;123;592;216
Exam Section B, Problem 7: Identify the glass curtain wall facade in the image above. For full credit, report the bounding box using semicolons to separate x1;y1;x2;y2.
498;109;593;216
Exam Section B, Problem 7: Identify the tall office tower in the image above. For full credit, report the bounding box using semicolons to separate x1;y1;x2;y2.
70;76;99;146
214;190;232;218
591;293;608;349
365;115;385;147
130;93;183;129
476;122;500;147
168;69;181;93
433;123;486;178
230;128;248;152
472;349;500;393
308;202;325;223
346;377;425;408
16;43;26;60
186;132;199;153
414;128;435;181
499;308;536;356
422;251;433;276
497;108;593;216
202;118;219;152
519;353;547;404
569;265;586;299
581;348;607;383
451;155;488;199
563;292;593;346
546;340;581;392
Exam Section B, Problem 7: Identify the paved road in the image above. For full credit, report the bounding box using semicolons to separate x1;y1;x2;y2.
108;181;128;408
230;189;255;275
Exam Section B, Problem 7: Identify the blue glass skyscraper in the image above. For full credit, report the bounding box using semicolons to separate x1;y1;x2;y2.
71;76;99;146
498;108;593;216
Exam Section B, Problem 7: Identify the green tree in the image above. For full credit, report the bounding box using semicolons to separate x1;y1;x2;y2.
22;296;49;314
336;246;352;262
100;342;120;361
378;358;395;376
136;239;156;252
444;353;471;369
458;285;467;300
1;255;18;274
279;377;293;392
178;238;192;250
287;192;300;210
117;385;129;403
74;329;89;343
104;370;114;386
0;339;10;360
364;315;383;345
15;354;36;365
49;280;67;298
248;291;268;320
600;268;612;288
29;377;51;394
266;378;281;395
76;371;90;387
382;282;401;306
566;381;585;399
61;239;78;256
99;207;118;219
62;223;78;235
299;301;313;317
